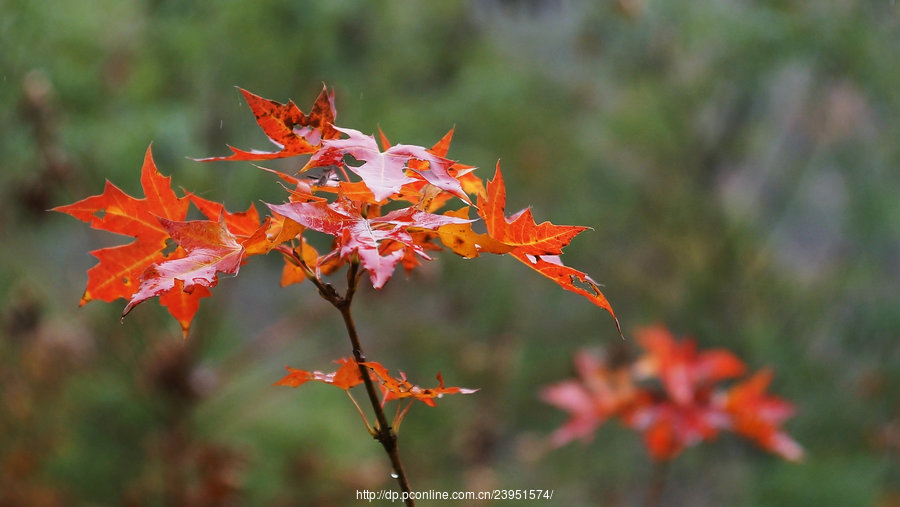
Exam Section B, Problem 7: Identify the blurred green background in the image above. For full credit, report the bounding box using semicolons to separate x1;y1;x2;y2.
2;0;899;505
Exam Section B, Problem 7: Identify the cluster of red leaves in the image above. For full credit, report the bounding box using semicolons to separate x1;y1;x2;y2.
55;85;617;337
274;357;477;408
540;325;804;462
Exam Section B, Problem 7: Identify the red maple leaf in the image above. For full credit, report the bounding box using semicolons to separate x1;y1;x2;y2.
53;147;211;336
266;199;472;288
477;164;618;329
719;369;804;461
197;85;338;162
54;146;268;336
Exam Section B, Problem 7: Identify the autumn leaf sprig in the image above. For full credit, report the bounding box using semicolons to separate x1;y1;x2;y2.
55;84;621;505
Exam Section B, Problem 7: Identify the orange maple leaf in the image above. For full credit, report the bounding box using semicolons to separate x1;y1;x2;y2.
53;147;211;336
478;163;588;255
477;164;618;329
54;146;261;337
53;147;188;304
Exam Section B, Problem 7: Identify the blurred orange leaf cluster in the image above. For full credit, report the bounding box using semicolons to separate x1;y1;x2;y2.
541;325;803;462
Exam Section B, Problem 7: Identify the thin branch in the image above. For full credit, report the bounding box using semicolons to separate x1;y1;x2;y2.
309;257;414;506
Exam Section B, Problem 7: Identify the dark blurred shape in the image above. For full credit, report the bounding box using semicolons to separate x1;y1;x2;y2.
142;339;218;404
3;287;42;341
18;70;76;217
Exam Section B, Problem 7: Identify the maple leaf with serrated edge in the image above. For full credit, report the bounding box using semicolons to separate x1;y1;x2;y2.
122;215;244;319
52;147;188;304
476;164;618;331
53;147;215;336
305;126;469;203
196;85;337;162
479;163;588;256
54;145;268;337
266;199;472;288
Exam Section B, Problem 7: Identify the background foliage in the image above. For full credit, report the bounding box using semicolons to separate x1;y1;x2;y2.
2;0;899;504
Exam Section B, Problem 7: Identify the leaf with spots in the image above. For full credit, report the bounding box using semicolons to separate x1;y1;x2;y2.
197;85;338;162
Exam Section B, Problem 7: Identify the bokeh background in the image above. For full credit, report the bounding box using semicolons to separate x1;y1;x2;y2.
2;1;899;505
